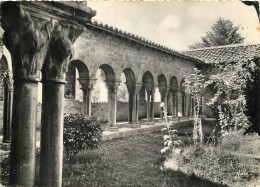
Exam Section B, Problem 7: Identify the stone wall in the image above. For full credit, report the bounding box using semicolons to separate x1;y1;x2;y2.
33;99;162;127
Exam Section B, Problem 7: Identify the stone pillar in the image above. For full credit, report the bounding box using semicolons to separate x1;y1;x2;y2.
126;82;135;123
144;85;154;123
159;86;169;121
78;78;97;116
134;83;142;123
185;93;189;117
2;72;13;144
105;80;120;130
146;89;151;122
151;88;155;121
189;95;193;117
172;91;177;120
1;3;55;186
40;23;85;187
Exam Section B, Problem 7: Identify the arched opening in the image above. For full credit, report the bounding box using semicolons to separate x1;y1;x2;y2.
170;76;178;118
64;60;90;115
93;64;117;128
0;56;9;100
142;71;154;123
158;74;168;120
0;55;12;143
120;68;136;123
180;78;186;116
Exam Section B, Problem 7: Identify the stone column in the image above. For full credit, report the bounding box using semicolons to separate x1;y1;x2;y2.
132;83;142;126
185;93;190;117
189;95;193;117
1;3;55;186
146;89;151;122
2;72;13;144
105;80;120;130
126;82;135;123
78;78;97;116
172;91;177;120
159;86;169;121
150;88;155;122
40;23;85;187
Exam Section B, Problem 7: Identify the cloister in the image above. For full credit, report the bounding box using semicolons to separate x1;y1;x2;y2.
0;1;259;187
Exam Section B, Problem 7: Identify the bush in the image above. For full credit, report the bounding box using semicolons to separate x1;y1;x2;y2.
165;144;260;187
63;113;103;161
220;132;260;155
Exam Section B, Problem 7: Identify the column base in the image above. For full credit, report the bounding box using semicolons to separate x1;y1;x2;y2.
145;121;155;125
1;143;11;151
130;123;141;128
105;126;119;132
158;119;164;123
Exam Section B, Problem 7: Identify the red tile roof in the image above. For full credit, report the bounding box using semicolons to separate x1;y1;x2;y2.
183;43;260;64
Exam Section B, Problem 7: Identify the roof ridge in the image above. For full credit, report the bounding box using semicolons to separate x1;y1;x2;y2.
183;42;260;52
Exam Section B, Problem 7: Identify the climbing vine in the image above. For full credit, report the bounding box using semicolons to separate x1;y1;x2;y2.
206;58;259;135
184;68;206;144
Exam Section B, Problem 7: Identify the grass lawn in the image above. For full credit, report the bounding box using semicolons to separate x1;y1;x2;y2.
62;132;226;187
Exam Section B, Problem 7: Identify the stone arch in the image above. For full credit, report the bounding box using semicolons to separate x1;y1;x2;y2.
170;76;178;91
65;60;89;100
123;68;136;83
158;74;167;88
98;64;118;127
142;71;155;122
0;55;9;72
137;68;156;85
0;54;13;143
2;46;12;72
157;74;168;119
118;68;136;123
142;71;154;87
180;78;186;116
169;76;178;118
69;60;89;79
99;64;116;81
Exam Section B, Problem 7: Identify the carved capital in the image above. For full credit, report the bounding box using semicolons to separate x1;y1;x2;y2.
1;2;57;82
158;86;169;95
144;84;154;94
42;23;85;83
144;84;155;95
135;83;143;94
125;82;136;95
78;78;97;91
105;80;121;94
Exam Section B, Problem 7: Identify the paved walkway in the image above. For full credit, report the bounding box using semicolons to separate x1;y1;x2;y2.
0;117;197;154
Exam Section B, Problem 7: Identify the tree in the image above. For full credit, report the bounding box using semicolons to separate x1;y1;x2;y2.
206;58;258;135
189;18;245;49
184;68;206;144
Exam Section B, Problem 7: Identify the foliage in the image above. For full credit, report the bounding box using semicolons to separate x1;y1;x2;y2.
184;68;206;144
206;58;259;135
190;17;245;49
220;131;260;155
63;132;219;187
63;113;102;161
160;104;182;157
164;143;260;187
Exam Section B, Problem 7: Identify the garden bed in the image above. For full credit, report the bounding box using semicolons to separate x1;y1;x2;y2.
164;133;260;187
62;132;225;186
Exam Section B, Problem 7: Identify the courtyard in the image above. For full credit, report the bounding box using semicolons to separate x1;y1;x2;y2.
0;1;259;187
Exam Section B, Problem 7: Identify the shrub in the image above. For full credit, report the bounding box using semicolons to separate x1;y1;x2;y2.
160;104;182;157
63;113;103;161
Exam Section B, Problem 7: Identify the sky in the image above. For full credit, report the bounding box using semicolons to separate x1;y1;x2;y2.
88;1;260;51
